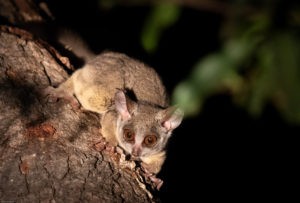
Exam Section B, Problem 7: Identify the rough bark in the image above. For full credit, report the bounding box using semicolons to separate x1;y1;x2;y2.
0;25;156;203
0;0;158;202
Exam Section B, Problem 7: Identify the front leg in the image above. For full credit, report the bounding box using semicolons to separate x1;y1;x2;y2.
141;162;164;190
140;152;166;190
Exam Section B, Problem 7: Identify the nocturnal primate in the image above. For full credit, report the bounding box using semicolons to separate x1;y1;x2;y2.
46;46;183;187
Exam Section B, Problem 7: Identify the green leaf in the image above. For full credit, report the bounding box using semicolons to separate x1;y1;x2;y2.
271;32;300;123
141;4;180;53
172;53;242;117
173;81;203;116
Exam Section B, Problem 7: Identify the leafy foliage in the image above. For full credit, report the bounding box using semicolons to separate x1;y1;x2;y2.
168;1;300;124
141;3;180;53
100;0;300;124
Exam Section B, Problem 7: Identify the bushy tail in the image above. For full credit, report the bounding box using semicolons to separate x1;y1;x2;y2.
57;29;96;63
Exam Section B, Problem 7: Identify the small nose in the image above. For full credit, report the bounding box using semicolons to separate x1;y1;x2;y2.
132;145;141;157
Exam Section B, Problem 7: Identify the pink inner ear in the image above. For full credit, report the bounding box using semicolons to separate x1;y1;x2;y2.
162;121;171;131
121;111;131;121
115;90;131;121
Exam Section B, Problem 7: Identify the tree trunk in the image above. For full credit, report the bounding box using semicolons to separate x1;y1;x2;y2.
0;1;158;202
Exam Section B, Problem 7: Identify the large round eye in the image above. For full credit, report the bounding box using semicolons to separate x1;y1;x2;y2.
143;135;157;147
123;129;135;143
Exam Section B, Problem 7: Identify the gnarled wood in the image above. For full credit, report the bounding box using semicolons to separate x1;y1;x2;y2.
0;26;156;202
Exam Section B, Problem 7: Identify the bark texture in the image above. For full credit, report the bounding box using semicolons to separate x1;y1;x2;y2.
0;0;157;202
0;25;156;203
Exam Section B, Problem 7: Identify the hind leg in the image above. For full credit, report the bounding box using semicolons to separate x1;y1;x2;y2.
43;77;80;109
74;85;115;114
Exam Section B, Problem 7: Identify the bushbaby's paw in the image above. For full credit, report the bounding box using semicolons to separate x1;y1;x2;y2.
149;176;163;190
41;86;59;103
141;162;164;190
42;86;81;110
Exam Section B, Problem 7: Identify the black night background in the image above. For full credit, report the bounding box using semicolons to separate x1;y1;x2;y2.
38;0;299;201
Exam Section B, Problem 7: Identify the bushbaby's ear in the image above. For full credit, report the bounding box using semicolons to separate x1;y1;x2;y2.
114;90;132;121
157;106;184;132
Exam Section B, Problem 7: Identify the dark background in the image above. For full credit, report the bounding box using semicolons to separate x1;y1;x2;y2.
42;0;297;201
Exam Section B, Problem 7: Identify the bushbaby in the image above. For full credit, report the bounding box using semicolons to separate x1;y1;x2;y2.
46;51;183;188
